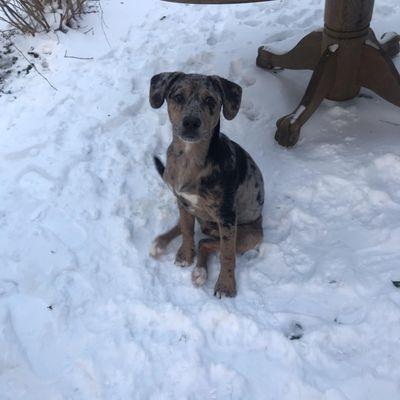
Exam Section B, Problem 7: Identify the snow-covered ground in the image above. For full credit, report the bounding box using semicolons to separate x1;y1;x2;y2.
1;0;400;398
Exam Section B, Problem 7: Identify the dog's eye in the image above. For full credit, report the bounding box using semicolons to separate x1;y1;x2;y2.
173;94;184;103
205;96;216;107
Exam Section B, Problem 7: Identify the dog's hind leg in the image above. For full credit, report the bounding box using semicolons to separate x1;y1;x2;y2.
236;218;263;254
150;223;181;258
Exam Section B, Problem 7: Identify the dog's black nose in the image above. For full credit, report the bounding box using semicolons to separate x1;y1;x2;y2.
182;116;201;130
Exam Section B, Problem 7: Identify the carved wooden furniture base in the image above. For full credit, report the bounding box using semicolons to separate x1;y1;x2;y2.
257;0;400;147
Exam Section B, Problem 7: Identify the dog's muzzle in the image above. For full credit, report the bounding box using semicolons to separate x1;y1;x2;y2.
180;116;202;141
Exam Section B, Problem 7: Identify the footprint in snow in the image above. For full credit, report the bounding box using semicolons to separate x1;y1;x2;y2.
241;70;257;87
285;321;304;341
234;9;252;20
0;280;19;297
207;34;218;46
243;19;262;27
241;100;260;122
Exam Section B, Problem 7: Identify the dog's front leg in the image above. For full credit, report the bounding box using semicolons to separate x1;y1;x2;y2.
214;219;237;298
174;203;195;267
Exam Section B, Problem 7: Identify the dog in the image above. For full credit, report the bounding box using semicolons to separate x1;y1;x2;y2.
149;72;264;298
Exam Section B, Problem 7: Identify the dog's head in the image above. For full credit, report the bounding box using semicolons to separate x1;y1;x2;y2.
149;72;242;143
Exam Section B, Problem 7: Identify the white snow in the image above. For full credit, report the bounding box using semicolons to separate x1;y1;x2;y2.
365;39;380;50
291;105;306;123
328;43;339;52
1;0;400;399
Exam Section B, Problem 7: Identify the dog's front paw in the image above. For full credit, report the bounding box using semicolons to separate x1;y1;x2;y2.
174;245;195;267
214;275;237;298
192;267;207;287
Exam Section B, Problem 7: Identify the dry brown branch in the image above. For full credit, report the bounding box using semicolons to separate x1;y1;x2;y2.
0;0;88;35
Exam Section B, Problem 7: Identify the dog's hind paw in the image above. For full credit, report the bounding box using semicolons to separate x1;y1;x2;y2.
192;267;207;287
149;240;165;259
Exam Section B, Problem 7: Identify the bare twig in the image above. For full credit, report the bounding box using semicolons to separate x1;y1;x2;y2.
380;119;400;127
12;43;58;90
83;26;93;35
64;50;93;60
98;0;111;48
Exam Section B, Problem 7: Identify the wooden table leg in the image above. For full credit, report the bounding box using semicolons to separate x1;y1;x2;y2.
380;33;400;59
359;44;400;107
275;48;337;147
257;31;322;71
257;0;400;147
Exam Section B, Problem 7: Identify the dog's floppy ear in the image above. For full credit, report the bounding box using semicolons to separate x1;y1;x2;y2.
149;72;184;109
210;76;242;120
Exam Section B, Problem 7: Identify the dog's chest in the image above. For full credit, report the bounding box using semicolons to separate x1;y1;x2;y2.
175;190;199;205
167;173;202;211
174;184;206;217
164;160;220;220
165;159;196;193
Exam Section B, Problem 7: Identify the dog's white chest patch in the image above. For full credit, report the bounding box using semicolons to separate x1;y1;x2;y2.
176;190;200;206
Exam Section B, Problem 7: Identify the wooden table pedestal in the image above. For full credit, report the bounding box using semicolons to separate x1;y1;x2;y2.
257;0;400;146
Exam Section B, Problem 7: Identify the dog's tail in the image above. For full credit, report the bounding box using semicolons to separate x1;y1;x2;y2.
153;156;165;179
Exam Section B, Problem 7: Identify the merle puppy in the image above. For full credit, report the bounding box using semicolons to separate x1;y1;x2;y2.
150;72;264;298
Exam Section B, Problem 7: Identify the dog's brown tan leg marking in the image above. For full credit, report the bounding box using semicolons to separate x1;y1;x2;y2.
150;224;181;258
192;238;219;287
175;204;195;267
214;224;237;298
